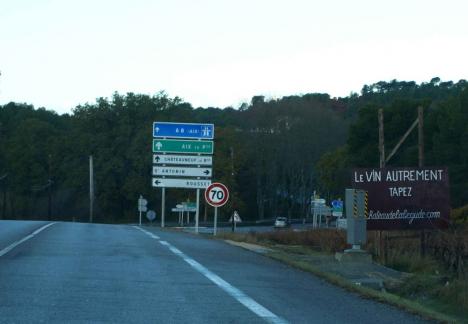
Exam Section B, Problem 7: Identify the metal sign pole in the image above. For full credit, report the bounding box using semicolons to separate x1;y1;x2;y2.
161;188;165;228
139;211;142;226
195;189;200;233
214;207;218;236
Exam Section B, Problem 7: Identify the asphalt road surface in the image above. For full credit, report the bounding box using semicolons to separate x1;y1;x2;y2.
0;221;429;323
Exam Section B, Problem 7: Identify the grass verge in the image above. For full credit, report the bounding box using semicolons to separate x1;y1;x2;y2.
217;231;461;323
267;250;458;323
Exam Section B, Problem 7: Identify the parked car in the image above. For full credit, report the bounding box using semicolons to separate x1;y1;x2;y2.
274;217;290;228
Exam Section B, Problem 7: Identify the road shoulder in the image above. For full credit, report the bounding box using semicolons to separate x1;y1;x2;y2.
223;238;457;323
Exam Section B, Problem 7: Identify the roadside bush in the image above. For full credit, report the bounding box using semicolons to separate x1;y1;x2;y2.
394;275;468;317
430;226;468;279
396;275;440;299
438;278;468;313
366;225;467;279
452;205;468;224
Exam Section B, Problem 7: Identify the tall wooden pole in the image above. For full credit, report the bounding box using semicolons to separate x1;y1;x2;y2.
378;109;385;168
89;155;94;223
418;106;426;257
377;109;385;260
418;106;424;168
230;146;235;232
48;154;52;221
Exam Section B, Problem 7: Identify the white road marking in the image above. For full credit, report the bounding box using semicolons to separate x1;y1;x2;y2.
134;226;288;324
0;222;56;257
133;226;160;239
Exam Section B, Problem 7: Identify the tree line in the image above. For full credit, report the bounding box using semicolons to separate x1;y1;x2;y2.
0;78;466;223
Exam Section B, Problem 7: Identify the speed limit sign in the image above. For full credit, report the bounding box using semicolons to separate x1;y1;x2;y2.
205;182;229;207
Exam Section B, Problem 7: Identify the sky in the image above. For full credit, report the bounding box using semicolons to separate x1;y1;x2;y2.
1;0;467;114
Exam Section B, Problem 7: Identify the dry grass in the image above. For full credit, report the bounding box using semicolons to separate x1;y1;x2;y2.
267;251;457;323
365;226;468;318
452;205;468;224
218;225;468;321
218;228;346;252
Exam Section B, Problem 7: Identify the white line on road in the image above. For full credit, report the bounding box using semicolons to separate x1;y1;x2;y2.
134;226;288;324
133;226;160;239
0;222;56;257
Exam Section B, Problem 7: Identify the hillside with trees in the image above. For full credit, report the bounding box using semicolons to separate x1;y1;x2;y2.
316;78;468;210
0;78;466;223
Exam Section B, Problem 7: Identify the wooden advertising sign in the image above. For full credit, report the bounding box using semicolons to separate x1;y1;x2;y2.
352;167;450;230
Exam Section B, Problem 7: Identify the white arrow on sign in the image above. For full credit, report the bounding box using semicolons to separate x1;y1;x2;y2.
152;166;212;177
153;154;213;166
154;142;163;150
152;178;211;189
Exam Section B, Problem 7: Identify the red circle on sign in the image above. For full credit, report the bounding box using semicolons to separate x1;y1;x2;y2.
205;182;229;207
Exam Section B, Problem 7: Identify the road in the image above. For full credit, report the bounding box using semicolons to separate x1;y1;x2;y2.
0;221;428;323
173;222;321;234
204;223;316;234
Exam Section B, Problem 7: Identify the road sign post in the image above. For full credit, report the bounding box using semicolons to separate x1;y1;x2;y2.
229;211;242;232
205;183;229;236
161;188;165;228
138;195;148;226
196;189;200;233
152;121;215;231
214;207;218;236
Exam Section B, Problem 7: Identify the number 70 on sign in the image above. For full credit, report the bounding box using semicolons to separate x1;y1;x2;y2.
205;183;229;207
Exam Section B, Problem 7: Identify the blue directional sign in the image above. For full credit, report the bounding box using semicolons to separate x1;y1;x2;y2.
153;122;214;139
331;199;343;211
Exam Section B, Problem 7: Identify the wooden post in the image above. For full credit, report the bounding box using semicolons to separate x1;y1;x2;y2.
378;109;385;168
418;106;426;257
378;109;385;259
418;106;424;168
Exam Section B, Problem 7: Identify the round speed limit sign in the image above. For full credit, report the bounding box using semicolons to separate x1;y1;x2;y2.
205;182;229;207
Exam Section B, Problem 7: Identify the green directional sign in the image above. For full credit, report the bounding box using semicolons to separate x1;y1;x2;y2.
152;139;214;154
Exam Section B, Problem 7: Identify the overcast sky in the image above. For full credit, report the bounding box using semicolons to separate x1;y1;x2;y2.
1;0;467;114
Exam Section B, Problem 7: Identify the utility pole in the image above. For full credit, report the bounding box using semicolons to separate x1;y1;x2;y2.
378;109;385;261
378;107;426;261
48;154;52;221
0;173;7;220
418;106;424;168
378;109;385;168
418;106;426;257
89;155;94;223
230;146;235;232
